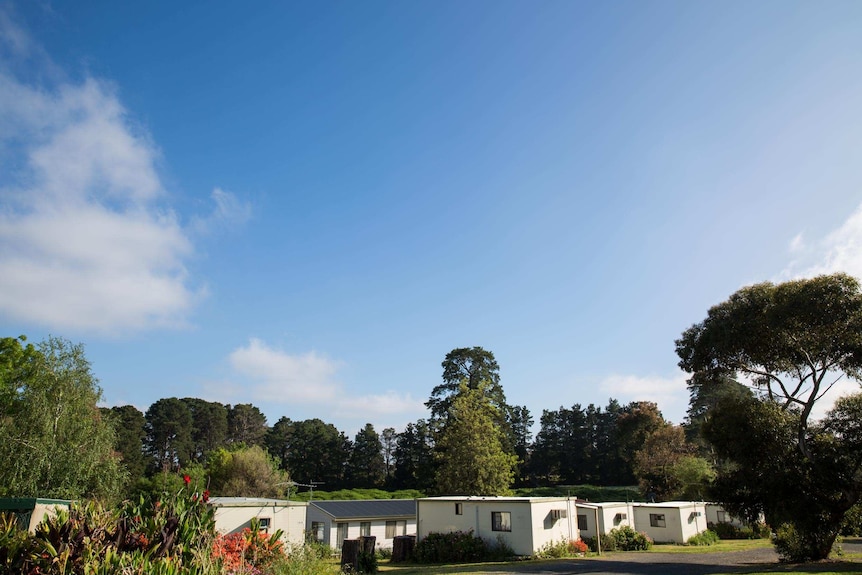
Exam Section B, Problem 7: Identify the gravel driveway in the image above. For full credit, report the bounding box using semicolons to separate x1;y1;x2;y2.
466;538;862;575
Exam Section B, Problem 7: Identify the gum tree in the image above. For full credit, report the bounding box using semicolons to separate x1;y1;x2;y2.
676;273;862;560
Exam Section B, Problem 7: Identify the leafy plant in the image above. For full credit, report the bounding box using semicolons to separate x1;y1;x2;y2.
687;530;719;546
533;538;588;559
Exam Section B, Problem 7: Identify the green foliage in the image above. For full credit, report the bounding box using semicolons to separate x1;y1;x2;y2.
840;501;862;536
207;444;288;497
512;484;641;502
392;419;436;491
427;347;506;422
347;424;386;489
145;397;194;473
709;521;769;540
678;274;862;562
227;403;268;446
104;404;149;488
411;530;514;564
0;478;216;574
0;336;125;501
268;543;338;575
687;530;719;546
267;418;351;488
294;488;424;501
591;526;653;552
433;381;518;496
533;538;588;558
357;547;378;574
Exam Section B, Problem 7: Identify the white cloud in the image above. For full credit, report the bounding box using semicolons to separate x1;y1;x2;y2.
227;339;342;403
209;339;426;429
0;71;203;334
599;372;690;424
780;202;862;281
0;18;247;335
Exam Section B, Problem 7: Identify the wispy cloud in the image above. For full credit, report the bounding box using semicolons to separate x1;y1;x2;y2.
226;338;342;403
780;202;862;281
0;15;246;335
191;188;253;235
204;339;426;427
599;372;690;424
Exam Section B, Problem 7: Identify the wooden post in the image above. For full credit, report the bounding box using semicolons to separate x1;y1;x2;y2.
391;535;416;563
340;539;360;572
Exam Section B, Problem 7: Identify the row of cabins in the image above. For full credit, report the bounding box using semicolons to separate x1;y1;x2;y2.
3;496;742;555
205;496;739;553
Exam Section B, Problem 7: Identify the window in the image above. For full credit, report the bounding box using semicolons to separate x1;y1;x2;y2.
577;514;588;532
311;521;325;543
360;521;371;537
455;503;463;515
258;517;271;533
385;521;397;539
649;514;666;528
550;509;566;520
491;511;511;532
336;523;349;548
717;510;727;523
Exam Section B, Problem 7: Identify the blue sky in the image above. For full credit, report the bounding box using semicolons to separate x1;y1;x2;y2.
2;1;862;436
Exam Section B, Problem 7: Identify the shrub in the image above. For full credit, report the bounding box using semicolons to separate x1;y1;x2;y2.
533;539;588;559
412;530;488;563
687;530;719;546
708;521;770;540
269;543;338;575
605;526;652;551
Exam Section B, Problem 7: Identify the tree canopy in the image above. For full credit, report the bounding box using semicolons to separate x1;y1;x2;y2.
433;381;517;496
676;273;862;456
678;273;862;561
0;336;124;501
426;347;506;420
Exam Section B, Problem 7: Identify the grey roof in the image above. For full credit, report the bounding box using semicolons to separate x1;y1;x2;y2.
309;499;416;520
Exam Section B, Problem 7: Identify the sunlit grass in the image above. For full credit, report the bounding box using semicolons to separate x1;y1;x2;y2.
644;538;773;554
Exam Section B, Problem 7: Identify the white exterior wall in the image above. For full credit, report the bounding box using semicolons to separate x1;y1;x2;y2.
529;499;579;550
704;504;746;528
212;502;307;545
595;502;635;535
306;506;415;550
29;502;70;532
632;502;706;543
417;497;580;557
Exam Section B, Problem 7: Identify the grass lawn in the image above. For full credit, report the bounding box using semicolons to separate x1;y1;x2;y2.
646;538;773;554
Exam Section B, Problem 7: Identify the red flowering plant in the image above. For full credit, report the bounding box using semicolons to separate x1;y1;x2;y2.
212;517;285;574
116;471;216;563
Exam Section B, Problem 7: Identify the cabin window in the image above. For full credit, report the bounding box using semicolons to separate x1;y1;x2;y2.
649;514;666;528
311;521;325;542
360;521;371;536
337;522;349;548
491;511;511;532
455;503;463;515
717;510;727;523
386;521;396;538
258;517;271;533
577;514;588;531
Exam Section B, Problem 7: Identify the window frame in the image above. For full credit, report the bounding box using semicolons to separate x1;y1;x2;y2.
455;502;463;515
360;521;371;537
649;513;666;528
385;520;397;539
491;511;511;532
576;514;588;532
